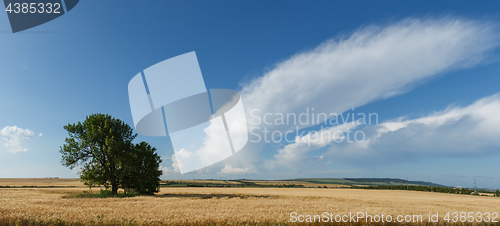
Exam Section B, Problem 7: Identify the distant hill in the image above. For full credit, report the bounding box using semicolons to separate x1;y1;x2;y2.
288;178;447;187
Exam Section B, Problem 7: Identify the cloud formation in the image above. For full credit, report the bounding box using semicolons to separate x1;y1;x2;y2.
194;17;500;176
265;94;500;169
241;17;499;132
0;126;40;153
339;93;500;159
219;164;258;174
161;154;181;175
264;123;360;170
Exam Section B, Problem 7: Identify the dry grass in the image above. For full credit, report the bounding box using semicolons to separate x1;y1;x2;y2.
1;186;499;225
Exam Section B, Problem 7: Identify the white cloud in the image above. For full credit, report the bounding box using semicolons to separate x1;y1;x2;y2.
347;93;500;158
171;93;248;174
265;93;500;169
161;154;181;175
241;17;499;132
0;126;38;153
265;123;360;169
184;17;500;175
219;164;258;174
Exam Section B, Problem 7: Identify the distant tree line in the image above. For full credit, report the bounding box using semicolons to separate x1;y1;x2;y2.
161;180;305;188
353;184;500;196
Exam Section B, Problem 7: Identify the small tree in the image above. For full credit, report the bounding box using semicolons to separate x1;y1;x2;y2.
79;163;102;192
121;142;162;195
495;190;500;197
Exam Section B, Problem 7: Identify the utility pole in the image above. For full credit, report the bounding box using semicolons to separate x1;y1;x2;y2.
474;178;477;192
406;178;409;190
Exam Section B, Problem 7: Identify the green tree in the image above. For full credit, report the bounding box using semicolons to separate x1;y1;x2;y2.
60;113;162;195
79;163;103;192
121;142;162;195
495;190;500;197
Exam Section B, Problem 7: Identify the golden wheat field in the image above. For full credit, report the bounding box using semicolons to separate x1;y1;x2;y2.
0;179;499;225
0;178;82;187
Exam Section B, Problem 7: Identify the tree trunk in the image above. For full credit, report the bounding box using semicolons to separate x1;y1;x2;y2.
110;161;118;195
112;183;118;195
111;171;118;195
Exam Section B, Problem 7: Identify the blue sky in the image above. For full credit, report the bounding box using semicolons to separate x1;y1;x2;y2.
1;1;500;188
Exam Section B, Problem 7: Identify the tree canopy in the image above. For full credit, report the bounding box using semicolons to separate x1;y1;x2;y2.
121;142;162;195
60;113;162;195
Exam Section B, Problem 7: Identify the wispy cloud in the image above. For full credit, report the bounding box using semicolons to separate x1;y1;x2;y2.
0;126;40;153
200;17;500;176
241;17;499;132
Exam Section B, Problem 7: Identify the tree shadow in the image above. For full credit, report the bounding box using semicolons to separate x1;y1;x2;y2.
156;193;277;199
